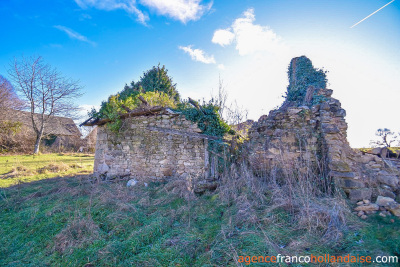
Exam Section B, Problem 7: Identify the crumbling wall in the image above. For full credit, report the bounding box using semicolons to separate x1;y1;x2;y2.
94;114;209;187
247;87;400;204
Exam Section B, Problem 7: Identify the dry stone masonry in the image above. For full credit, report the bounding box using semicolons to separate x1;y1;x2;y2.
89;56;400;217
93;113;218;192
246;56;400;217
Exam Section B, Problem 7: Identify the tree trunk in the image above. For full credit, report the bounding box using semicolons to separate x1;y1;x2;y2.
33;129;44;154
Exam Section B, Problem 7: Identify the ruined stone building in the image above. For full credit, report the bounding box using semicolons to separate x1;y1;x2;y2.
246;56;400;207
84;56;399;209
247;87;400;202
83;107;222;192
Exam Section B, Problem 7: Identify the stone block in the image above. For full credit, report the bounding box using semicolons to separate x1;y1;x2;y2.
376;196;395;207
97;163;109;174
329;161;352;172
354;203;379;211
334;178;365;189
330;171;355;178
321;124;340;134
386;201;400;217
349;189;372;201
378;175;399;188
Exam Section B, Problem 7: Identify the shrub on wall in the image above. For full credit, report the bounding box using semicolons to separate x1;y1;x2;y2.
176;100;231;138
89;65;231;139
89;91;177;133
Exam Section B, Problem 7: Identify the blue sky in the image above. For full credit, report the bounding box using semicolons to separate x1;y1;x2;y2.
1;0;399;147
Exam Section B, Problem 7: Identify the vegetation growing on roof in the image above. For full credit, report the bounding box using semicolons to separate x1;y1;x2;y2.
89;65;233;138
89;91;176;133
121;63;180;102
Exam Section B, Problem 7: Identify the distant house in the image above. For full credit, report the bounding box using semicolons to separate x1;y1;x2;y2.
81;126;97;153
1;110;81;152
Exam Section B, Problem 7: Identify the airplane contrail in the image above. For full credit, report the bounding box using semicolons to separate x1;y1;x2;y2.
350;0;396;28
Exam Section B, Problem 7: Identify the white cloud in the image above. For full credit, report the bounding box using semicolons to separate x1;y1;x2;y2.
74;0;211;24
179;45;216;64
211;29;234;46
217;64;225;70
74;0;148;24
79;13;92;21
140;0;212;23
212;8;286;55
54;25;96;46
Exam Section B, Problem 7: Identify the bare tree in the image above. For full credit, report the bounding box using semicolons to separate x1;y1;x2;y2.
370;128;397;148
0;75;24;112
211;75;228;118
225;100;248;126
211;76;248;126
9;56;83;154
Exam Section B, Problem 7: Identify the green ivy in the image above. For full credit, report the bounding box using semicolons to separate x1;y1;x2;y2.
285;56;328;104
174;100;235;177
311;94;328;105
175;100;231;138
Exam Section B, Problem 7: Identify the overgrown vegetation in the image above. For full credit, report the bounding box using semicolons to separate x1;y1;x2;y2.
176;100;231;138
89;64;233;139
0;165;398;266
0;153;94;187
0;120;23;153
285;56;328;104
90;90;177;133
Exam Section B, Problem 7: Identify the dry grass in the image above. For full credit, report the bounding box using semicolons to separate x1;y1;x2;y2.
1;170;398;266
217;149;353;251
38;162;70;174
2;165;35;178
163;178;195;200
53;216;100;253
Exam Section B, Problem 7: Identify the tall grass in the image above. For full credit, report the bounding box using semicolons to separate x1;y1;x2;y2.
0;149;398;266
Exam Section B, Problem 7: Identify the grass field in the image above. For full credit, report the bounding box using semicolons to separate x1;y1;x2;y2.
0;153;94;187
0;173;399;266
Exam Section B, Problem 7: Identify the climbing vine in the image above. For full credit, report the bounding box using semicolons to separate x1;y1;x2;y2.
285;56;328;104
175;100;233;138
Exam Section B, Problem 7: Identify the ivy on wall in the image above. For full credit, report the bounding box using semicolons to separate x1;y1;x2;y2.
175;100;232;138
285;56;328;104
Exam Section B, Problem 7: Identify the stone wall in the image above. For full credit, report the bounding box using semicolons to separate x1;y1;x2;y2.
94;114;211;190
247;88;400;204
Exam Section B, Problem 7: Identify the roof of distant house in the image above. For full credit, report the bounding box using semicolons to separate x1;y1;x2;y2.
2;109;81;137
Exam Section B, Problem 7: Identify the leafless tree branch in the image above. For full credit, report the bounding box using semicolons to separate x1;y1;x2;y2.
8;56;83;154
